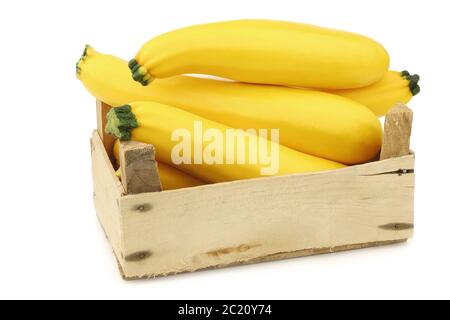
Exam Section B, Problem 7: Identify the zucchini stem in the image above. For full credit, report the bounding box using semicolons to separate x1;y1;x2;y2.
76;45;93;76
128;59;153;86
401;70;421;96
105;105;138;141
401;70;410;77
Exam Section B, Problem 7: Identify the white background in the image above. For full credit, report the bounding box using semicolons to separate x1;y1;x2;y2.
0;0;449;300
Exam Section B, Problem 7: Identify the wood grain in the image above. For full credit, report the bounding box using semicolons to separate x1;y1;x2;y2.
117;154;414;278
119;141;162;195
91;100;416;280
91;131;125;268
120;239;407;280
380;103;413;160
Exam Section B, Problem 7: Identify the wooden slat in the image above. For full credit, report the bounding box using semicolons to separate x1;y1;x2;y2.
118;154;415;279
121;239;407;280
380;103;413;160
119;141;162;195
91;131;125;268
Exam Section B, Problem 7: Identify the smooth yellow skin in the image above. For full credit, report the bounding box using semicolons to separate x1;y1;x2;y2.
326;71;413;117
113;141;205;190
77;46;151;104
134;20;390;89
77;49;382;164
123;102;345;184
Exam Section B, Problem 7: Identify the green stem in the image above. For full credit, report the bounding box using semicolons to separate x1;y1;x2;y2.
128;59;138;70
105;105;138;141
401;70;421;96
409;81;421;96
401;70;411;77
128;59;153;86
409;74;420;83
76;45;92;76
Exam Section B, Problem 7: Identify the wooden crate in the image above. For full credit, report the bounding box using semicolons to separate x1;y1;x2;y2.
92;101;415;280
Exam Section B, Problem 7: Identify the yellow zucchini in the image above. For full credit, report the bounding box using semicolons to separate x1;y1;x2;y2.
129;20;389;89
327;71;420;116
77;47;382;164
105;103;345;183
113;141;205;190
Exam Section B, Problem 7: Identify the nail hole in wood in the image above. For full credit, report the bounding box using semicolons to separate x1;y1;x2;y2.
133;203;153;213
125;251;152;262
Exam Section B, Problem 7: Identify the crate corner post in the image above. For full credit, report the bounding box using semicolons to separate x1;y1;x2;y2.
380;103;414;160
118;140;163;195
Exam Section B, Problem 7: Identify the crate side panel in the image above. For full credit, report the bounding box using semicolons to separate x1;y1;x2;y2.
91;131;125;265
118;155;414;278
